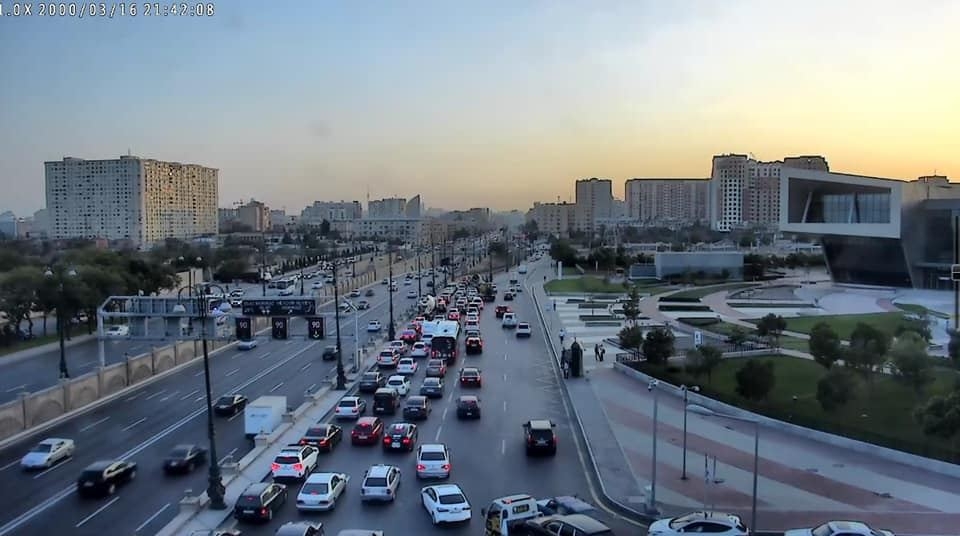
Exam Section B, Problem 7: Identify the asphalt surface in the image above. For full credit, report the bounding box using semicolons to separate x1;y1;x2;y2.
0;254;437;404
216;267;641;535
0;263;438;536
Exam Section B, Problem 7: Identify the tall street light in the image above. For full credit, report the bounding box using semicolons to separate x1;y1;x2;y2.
178;255;203;288
332;256;347;390
259;234;268;296
646;379;661;515
430;234;437;292
172;282;230;510
387;243;396;341
688;404;760;531
44;267;77;379
680;384;701;480
343;300;360;373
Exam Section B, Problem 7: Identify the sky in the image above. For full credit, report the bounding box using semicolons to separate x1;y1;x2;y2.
1;0;958;215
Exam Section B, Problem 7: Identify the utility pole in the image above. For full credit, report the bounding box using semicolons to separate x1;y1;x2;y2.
430;233;437;291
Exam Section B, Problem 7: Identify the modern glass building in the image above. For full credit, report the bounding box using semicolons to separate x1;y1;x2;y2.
780;170;960;289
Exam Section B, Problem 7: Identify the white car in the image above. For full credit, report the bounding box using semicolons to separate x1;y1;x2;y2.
501;313;518;328
20;438;75;470
784;521;896;536
386;375;412;396
279;286;295;296
387;340;407;356
237;338;258;350
360;464;401;503
406;290;417;299
471;298;484;310
421;483;472;525
404;279;412;286
410;342;429;358
465;313;479;324
104;325;129;338
310;281;323;289
296;472;349;511
648;512;749;536
516;322;532;337
271;445;319;480
396;358;418;375
416;443;451;479
367;320;382;332
350;289;361;297
334;396;366;419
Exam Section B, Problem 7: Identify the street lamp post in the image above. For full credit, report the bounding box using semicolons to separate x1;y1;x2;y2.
332;258;347;390
687;404;760;531
430;234;437;292
387;244;396;341
299;266;305;296
259;240;267;296
680;384;701;480
173;283;229;510
647;379;660;514
417;243;423;298
45;267;77;379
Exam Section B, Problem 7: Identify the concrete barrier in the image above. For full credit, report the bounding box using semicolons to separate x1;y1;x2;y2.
23;382;66;428
64;370;99;411
100;361;128;395
153;345;176;374
127;352;154;383
0;396;25;439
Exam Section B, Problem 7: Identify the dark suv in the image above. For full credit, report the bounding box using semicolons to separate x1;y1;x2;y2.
233;482;287;523
358;371;386;393
523;419;558;456
321;346;338;361
403;396;431;421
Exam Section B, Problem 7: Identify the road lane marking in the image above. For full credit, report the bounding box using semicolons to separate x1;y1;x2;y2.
228;410;243;422
125;393;141;402
442;408;448;421
4;384;26;393
504;353;507;361
195;396;205;402
434;425;442;442
76;361;96;368
269;382;283;393
503;401;507;413
121;417;147;431
307;383;317;393
144;390;166;401
503;373;507;382
80;417;110;433
219;447;239;465
134;502;169;534
0;341;322;536
159;390;179;402
501;439;506;456
75;496;119;528
259;351;273;360
194;370;205;377
33;459;71;480
299;362;311;372
1;459;22;471
180;390;199;401
226;368;239;377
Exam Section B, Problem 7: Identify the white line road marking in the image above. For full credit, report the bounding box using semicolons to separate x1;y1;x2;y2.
195;396;205;402
259;351;273;360
441;408;448;421
194;370;205;377
33;459;70;480
504;353;507;361
307;383;316;393
503;373;507;382
226;368;239;377
159;390;180;402
124;393;141;402
501;439;506;455
269;382;283;393
134;502;169;533
434;425;442;442
299;362;311;372
144;389;166;401
4;384;26;393
503;401;507;412
75;496;119;528
0;459;22;471
228;410;243;422
121;417;147;431
76;360;96;368
219;447;239;465
180;390;199;401
79;417;110;433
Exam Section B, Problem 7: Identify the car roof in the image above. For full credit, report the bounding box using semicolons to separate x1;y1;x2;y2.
528;419;554;429
357;417;379;425
39;437;68;445
462;367;480;372
340;396;360;402
458;395;479;402
85;460;117;471
375;387;397;394
242;482;271;495
423;377;441;384
365;464;396;477
172;443;197;450
826;521;871;531
407;395;426;401
542;514;609;531
420;443;446;453
427;483;464;496
304;472;340;483
388;374;407;380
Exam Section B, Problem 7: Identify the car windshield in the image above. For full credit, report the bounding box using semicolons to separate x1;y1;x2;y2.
80;470;103;480
391;425;407;433
338;400;357;407
236;494;262;507
363;373;379;380
462;370;478;377
300;482;329;495
519;323;529;329
31;444;52;453
439;492;467;505
424;379;440;386
305;427;327;437
388;378;404;384
170;447;191;458
274;456;300;464
406;399;424;407
810;524;834;536
459;399;478;407
365;477;387;487
216;396;233;405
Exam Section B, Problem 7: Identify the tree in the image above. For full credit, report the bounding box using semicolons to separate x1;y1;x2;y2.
756;313;787;348
816;368;858;411
687;344;723;383
897;314;932;343
888;331;933;394
949;329;960;369
617;325;644;360
845;322;890;381
642;327;675;365
548;240;578;266
914;388;960;442
808;322;842;369
0;267;42;336
487;242;507;258
726;326;749;354
735;360;776;402
621;286;640;325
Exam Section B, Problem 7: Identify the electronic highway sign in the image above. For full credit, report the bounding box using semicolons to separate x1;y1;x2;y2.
241;298;317;317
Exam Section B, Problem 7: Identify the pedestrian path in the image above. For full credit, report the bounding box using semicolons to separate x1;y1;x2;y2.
530;266;960;535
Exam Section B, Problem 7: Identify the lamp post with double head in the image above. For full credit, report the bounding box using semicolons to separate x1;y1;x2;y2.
178;255;203;289
680;384;701;480
173;283;230;510
687;404;760;531
44;267;77;379
387;243;396;341
332;257;346;390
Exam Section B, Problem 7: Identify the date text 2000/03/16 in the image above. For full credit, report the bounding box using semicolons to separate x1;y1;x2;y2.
0;3;216;17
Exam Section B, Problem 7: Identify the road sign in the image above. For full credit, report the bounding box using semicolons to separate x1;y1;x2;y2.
236;317;252;340
307;317;325;340
242;298;317;317
952;264;960;282
694;330;703;347
272;317;288;339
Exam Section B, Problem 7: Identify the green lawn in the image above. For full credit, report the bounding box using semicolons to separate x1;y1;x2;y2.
640;356;960;463
727;302;817;308
778;312;909;340
544;276;625;294
0;332;59;358
897;303;950;320
677;318;810;352
667;282;759;300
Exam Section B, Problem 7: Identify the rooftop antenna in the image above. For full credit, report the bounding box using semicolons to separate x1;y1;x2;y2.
127;148;132;156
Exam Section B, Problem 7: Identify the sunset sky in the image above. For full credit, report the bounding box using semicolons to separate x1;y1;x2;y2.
1;0;958;214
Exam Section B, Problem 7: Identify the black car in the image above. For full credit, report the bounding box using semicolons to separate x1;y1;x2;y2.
358;371;386;393
299;423;342;452
214;394;248;416
402;395;431;421
234;482;287;523
523;419;558;456
321;346;338;361
459;367;482;388
365;288;375;297
456;395;482;419
419;377;444;398
382;422;418;452
77;460;138;497
465;337;483;355
163;444;207;474
538;495;599;517
503;292;514;301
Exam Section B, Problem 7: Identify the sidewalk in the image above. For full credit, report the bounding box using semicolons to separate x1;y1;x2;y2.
533;267;960;534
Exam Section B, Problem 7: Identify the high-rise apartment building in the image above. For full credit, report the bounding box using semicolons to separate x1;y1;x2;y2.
45;155;218;246
625;178;709;225
574;178;613;233
300;200;363;225
237;199;270;232
366;196;421;219
709;154;828;231
526;202;575;238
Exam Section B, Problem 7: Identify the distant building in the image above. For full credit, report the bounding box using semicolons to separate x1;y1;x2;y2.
300;200;363;225
368;197;407;219
269;209;287;230
440;207;491;232
45;155;218;247
237;199;270;232
218;207;239;226
0;211;16;239
625;178;709;226
782;170;960;289
526;202;575;238
575;178;614;233
32;209;49;238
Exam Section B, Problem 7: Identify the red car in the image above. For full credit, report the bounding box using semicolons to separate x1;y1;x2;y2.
351;417;384;446
400;329;418;343
447;310;460;321
459;367;482;387
495;305;511;319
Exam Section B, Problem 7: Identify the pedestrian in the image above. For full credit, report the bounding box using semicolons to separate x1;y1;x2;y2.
600;346;606;362
559;328;566;347
594;343;600;362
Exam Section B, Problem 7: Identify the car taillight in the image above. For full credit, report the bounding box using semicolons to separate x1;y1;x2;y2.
299;439;307;445
383;437;392;444
319;439;327;445
417;464;426;471
402;437;411;444
527;436;534;445
261;507;268;515
352;430;359;437
270;463;280;471
441;463;450;470
293;463;303;472
553;433;558;444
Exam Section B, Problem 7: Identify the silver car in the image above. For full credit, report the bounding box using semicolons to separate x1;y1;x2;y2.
416;443;451;479
360;464;401;503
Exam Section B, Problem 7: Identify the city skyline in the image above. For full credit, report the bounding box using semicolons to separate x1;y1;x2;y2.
2;0;958;214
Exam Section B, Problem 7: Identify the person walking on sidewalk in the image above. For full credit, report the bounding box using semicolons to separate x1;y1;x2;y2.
599;345;606;362
559;328;566;348
594;343;601;362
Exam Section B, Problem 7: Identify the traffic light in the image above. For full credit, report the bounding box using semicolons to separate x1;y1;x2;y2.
307;317;325;340
271;317;288;340
235;317;252;341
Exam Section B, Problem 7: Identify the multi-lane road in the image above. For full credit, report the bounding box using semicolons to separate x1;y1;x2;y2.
0;267;431;536
215;265;641;535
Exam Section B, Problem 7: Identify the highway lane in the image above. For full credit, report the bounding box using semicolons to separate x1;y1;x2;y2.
222;269;640;535
0;282;424;536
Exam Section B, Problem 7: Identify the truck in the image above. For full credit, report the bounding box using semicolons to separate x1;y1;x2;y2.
418;295;437;316
478;283;496;302
244;395;287;439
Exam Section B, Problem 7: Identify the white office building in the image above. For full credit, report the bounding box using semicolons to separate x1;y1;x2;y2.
575;178;614;233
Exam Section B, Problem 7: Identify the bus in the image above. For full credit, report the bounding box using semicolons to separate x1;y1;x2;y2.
430;320;461;364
